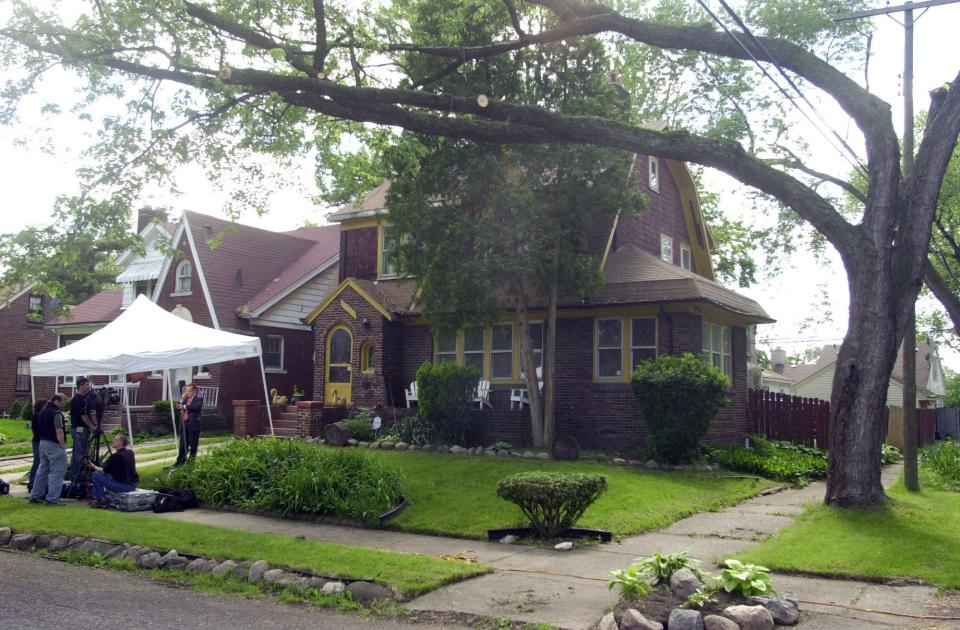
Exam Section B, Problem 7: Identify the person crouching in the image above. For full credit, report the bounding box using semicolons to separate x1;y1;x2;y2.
86;434;139;508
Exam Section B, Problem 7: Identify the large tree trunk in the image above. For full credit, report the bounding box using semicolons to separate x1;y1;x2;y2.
826;254;903;506
517;287;545;447
542;248;560;448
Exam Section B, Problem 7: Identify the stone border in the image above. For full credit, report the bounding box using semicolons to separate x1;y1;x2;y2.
0;526;393;605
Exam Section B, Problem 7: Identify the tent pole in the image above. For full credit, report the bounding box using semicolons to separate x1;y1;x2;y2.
165;370;179;449
258;355;275;436
123;374;134;447
30;376;36;408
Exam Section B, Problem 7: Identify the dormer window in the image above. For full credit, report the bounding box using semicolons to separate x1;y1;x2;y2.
380;225;397;278
175;260;193;294
27;294;43;323
680;244;692;271
649;157;660;192
660;234;674;264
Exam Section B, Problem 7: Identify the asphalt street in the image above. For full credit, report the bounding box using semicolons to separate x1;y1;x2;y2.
0;551;467;630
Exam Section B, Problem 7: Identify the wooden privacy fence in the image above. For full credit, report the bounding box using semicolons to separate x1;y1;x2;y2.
885;407;938;450
937;407;960;438
748;389;831;448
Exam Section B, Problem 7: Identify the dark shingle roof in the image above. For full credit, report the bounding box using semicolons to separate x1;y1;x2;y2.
50;290;124;326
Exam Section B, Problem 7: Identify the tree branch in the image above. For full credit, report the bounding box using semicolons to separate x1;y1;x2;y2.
778;148;867;203
313;0;327;74
504;0;526;37
924;260;960;336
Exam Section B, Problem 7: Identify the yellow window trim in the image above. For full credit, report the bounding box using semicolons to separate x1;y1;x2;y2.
339;217;382;230
360;339;375;374
593;315;660;383
432;323;523;384
305;279;393;324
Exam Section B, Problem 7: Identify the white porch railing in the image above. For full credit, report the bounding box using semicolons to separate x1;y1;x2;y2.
197;385;219;409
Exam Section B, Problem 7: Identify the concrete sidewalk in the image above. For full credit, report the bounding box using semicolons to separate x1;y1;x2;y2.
7;461;955;628
145;463;955;629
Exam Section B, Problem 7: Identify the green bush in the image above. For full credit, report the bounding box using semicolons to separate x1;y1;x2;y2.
344;412;376;442
631;353;729;463
881;443;903;465
416;361;478;445
608;563;652;599
153;400;172;415
389;415;432;446
719;559;775;598
163;438;402;523
920;439;960;487
20;401;32;420
705;436;827;485
635;550;704;584
9;400;23;421
497;472;607;538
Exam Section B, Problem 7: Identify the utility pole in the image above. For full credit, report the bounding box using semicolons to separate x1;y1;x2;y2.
834;0;960;491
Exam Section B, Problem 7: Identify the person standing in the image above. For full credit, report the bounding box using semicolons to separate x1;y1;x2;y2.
86;433;139;508
69;377;95;481
175;383;203;464
29;394;67;505
26;399;48;493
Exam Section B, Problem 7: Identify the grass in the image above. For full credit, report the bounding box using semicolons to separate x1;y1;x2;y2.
0;418;34;443
0;497;487;596
743;474;960;587
345;448;773;539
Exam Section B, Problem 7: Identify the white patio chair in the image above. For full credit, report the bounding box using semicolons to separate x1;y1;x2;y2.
473;379;493;410
405;381;419;408
510;368;543;410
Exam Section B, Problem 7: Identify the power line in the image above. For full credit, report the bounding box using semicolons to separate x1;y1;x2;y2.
693;0;868;179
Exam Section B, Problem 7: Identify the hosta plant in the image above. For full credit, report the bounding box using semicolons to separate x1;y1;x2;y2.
720;559;776;598
683;587;717;609
635;550;704;584
608;563;652;599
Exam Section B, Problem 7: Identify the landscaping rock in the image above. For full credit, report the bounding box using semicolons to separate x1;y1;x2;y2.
212;559;239;577
747;597;800;626
395;442;408;451
231;560;253;580
165;557;190;570
722;605;774;630
499;535;517;545
159;549;180;567
262;569;287;584
201;558;221;572
554;542;574;551
595;612;618;630
321;581;346;595
186;558;207;572
122;546;150;561
535;452;549;459
409;445;419;450
449;445;464;453
323;421;352;447
511;451;522;457
620;608;664;630
308;576;328;590
645;459;659;470
485;450;496;457
346;439;358;447
318;439;326;445
32;534;54;549
496;449;510;457
138;552;162;569
421;444;435;451
703;615;739;630
0;527;12;545
346;581;392;604
380;441;396;450
248;560;270;584
357;441;370;448
667;608;704;630
612;458;626;465
369;441;381;449
48;535;73;552
81;540;118;556
595;454;609;462
670;568;703;599
103;545;128;559
551;435;581;461
435;445;449;453
522;451;536;458
290;576;312;592
9;534;35;551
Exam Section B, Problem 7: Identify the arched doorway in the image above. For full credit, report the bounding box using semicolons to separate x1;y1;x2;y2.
325;325;353;405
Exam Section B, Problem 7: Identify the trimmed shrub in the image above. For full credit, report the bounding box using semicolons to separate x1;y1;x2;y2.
9;400;23;421
153;400;172;415
344;411;376;442
416;361;478;445
497;472;607;538
631;353;729;463
19;401;32;420
162;438;402;523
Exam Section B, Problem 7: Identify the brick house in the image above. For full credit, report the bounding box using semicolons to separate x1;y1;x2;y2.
48;209;340;424
305;155;773;450
0;284;57;413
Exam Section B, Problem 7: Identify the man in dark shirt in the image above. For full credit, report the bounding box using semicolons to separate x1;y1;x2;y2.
29;395;67;505
86;433;139;507
70;377;95;481
175;383;204;464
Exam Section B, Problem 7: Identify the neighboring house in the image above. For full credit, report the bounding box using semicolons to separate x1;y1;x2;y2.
765;343;948;408
305;154;773;450
48;209;340;421
0;284;57;412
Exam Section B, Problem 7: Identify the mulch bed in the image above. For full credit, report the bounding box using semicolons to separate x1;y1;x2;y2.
615;586;743;625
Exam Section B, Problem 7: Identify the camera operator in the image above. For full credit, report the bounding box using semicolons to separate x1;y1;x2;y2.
86;433;139;508
175;383;203;465
70;377;95;482
29;395;67;505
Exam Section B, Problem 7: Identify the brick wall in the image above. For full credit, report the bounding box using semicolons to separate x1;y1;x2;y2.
615;157;697;273
249;324;315;401
0;290;57;412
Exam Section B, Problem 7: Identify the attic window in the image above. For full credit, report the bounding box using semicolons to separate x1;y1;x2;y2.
175;260;193;294
660;234;674;264
203;225;213;245
680;244;692;271
27;294;43;323
648;157;660;192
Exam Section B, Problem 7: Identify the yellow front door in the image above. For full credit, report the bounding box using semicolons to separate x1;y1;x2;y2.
325;326;353;405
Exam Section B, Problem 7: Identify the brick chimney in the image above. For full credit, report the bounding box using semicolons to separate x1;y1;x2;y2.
771;347;787;375
137;207;167;234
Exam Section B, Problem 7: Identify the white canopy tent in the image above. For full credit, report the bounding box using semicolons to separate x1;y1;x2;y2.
29;294;274;445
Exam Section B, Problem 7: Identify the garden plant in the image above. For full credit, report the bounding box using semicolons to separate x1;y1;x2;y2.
496;471;607;538
416;361;478;445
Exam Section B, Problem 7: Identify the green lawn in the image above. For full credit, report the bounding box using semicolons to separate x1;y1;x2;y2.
0;497;487;596
0;418;34;443
354;449;773;539
743;475;960;587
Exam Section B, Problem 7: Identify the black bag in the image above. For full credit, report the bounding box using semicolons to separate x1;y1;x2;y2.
0;478;9;496
152;487;198;513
